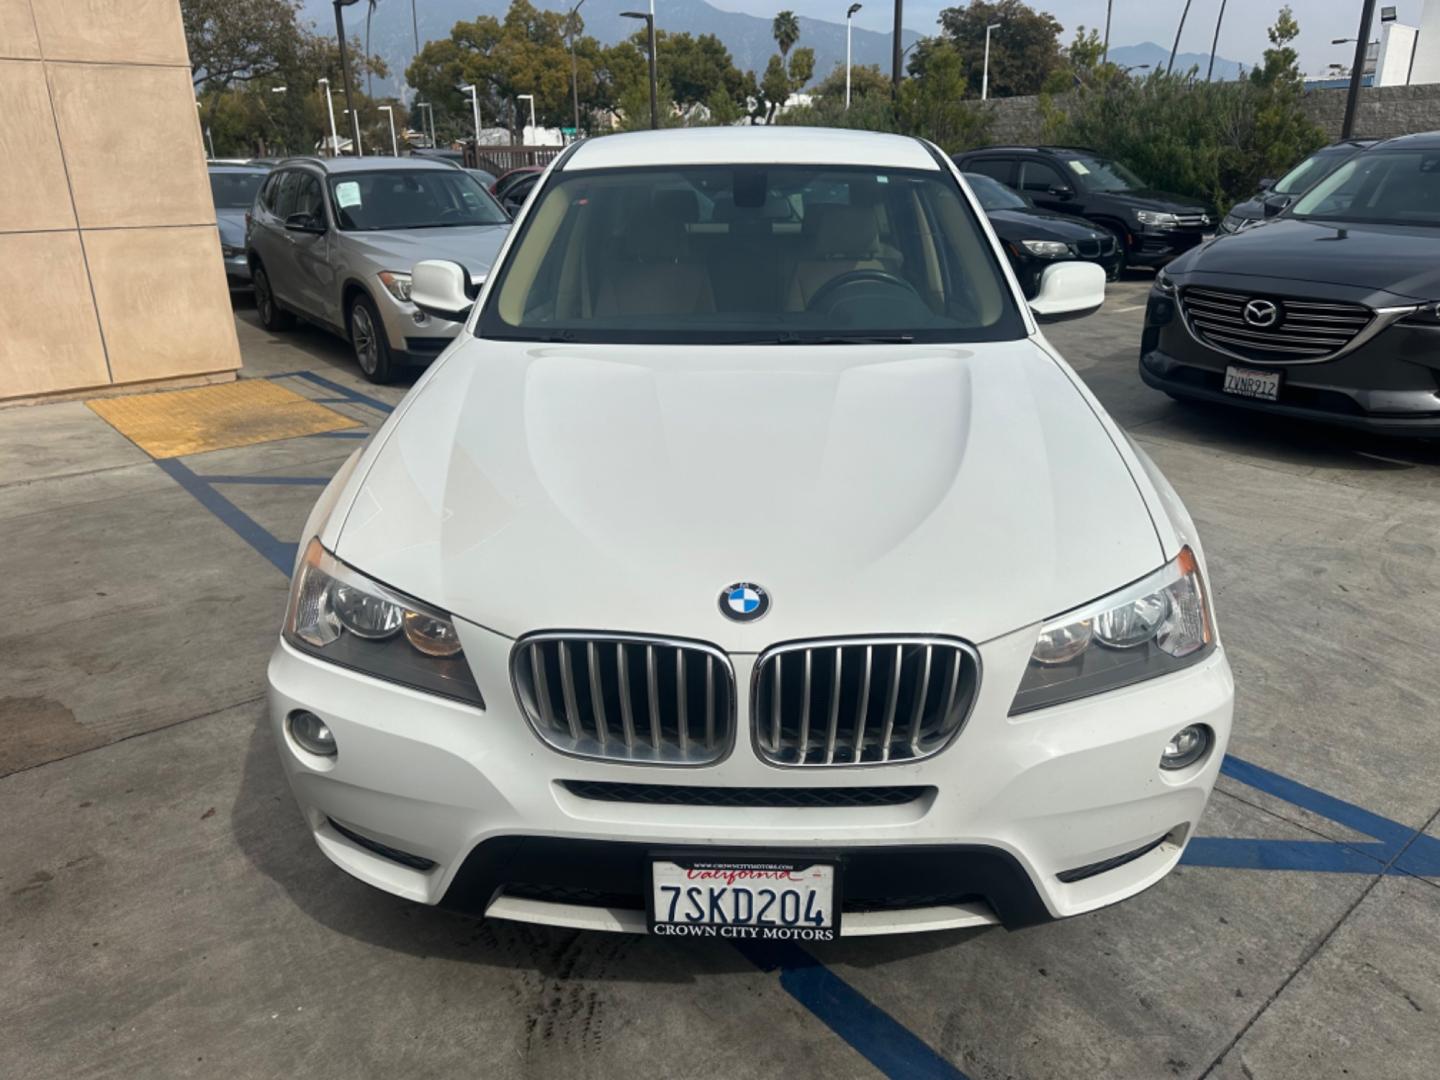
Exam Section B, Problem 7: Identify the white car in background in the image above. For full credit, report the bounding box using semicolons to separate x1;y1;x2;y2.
268;127;1232;940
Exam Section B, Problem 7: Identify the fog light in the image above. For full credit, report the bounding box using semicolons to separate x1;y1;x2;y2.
288;710;336;757
1160;724;1210;770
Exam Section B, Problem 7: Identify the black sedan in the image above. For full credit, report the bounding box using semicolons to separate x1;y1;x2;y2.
965;172;1120;298
1140;133;1440;436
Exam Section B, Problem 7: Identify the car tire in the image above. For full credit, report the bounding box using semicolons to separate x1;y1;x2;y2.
348;293;394;384
253;266;294;331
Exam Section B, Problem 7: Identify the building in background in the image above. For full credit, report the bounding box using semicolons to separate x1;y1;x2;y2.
0;0;240;405
1373;1;1440;85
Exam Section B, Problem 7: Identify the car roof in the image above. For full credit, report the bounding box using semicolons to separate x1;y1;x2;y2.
1367;131;1440;150
207;163;270;173
273;155;462;174
563;127;940;172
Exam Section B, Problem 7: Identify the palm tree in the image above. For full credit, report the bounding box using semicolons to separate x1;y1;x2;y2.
366;0;380;97
772;10;800;60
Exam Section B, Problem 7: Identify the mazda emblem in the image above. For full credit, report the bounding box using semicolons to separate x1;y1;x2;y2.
1243;299;1279;328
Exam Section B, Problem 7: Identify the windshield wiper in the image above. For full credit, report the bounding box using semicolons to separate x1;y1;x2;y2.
806;334;915;344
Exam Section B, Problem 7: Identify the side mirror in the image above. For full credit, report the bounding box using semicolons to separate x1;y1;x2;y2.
1262;193;1291;219
1028;261;1105;322
1257;176;1277;192
285;212;325;234
411;259;480;322
1048;184;1075;199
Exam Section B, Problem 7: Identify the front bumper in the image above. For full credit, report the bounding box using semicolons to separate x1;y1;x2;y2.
224;253;251;286
268;615;1234;936
1127;227;1209;267
1141;288;1440;436
372;280;463;365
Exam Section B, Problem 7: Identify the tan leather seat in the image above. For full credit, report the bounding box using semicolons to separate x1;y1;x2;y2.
593;190;714;317
788;204;889;309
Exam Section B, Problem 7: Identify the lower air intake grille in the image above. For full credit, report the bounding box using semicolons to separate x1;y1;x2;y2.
560;780;932;808
752;637;980;767
512;633;735;765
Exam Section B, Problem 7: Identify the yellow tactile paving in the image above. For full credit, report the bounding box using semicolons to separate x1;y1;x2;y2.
86;378;359;459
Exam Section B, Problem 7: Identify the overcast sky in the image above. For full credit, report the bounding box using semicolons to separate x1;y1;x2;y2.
709;0;1424;77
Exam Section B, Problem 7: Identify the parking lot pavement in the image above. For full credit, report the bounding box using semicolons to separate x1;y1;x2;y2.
3;290;1438;1079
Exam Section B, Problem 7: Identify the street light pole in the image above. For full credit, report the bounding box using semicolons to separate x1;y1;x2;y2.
332;0;363;153
1341;0;1378;138
620;11;659;129
378;104;397;154
518;93;537;141
1103;0;1112;64
459;83;481;146
318;77;339;156
891;0;903;94
568;0;587;136
981;22;1001;101
415;101;435;149
845;3;861;110
1167;0;1193;75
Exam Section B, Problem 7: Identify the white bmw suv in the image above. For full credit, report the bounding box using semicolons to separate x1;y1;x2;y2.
268;128;1233;941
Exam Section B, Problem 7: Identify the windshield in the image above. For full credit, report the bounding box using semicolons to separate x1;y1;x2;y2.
1290;150;1440;227
209;170;267;208
478;164;1023;345
965;172;1027;211
1273;146;1354;195
327;170;509;230
1061;155;1145;192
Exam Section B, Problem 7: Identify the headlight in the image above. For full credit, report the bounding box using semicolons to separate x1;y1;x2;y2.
1020;239;1071;258
1136;210;1179;229
1010;546;1214;715
1399;302;1440;326
1220;213;1246;233
283;539;483;706
221;243;244;257
1155;269;1177;294
378;270;412;302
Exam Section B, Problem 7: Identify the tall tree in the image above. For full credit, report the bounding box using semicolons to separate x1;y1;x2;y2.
183;0;305;88
772;11;800;60
920;0;1064;98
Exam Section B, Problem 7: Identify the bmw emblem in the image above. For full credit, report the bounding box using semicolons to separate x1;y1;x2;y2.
719;582;769;622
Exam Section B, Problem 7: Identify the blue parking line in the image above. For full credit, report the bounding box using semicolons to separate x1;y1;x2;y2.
155;458;296;574
1219;755;1415;847
196;474;330;486
1182;837;1389;874
736;940;970;1080
273;370;395;415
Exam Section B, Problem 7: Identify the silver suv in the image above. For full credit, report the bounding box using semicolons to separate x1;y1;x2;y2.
246;156;510;382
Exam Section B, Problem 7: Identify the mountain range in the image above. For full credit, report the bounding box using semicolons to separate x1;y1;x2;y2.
1105;41;1244;82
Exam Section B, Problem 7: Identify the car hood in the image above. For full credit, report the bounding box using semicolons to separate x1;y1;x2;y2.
339;224;510;279
216;209;247;248
333;340;1163;650
1101;190;1213;215
986;208;1109;242
1171;217;1440;298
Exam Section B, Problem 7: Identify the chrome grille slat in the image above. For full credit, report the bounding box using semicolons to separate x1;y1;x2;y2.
753;637;979;767
514;633;734;765
1180;287;1371;364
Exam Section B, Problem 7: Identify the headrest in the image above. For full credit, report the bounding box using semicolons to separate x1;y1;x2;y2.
807;204;880;259
626;189;695;261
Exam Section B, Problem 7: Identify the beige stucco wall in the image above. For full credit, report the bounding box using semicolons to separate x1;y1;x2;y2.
0;0;240;403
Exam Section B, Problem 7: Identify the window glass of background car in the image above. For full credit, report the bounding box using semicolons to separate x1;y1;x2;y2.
209;170;267;208
481;164;1021;345
1272;147;1350;195
328;170;508;230
1061;155;1144;192
966;158;1014;185
966;172;1028;211
1290;151;1440;225
270;171;300;220
292;173;324;224
1020;160;1068;195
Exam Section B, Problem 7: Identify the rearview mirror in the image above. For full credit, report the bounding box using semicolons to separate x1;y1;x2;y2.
411;259;479;322
1028;261;1105;322
1257;176;1277;191
1262;193;1292;219
1048;184;1075;199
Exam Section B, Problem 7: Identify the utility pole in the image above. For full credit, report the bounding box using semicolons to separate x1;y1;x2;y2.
891;0;903;94
1207;0;1227;81
1342;0;1378;138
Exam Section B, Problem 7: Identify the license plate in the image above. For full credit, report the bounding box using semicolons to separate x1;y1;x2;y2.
649;856;839;941
1223;364;1281;401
